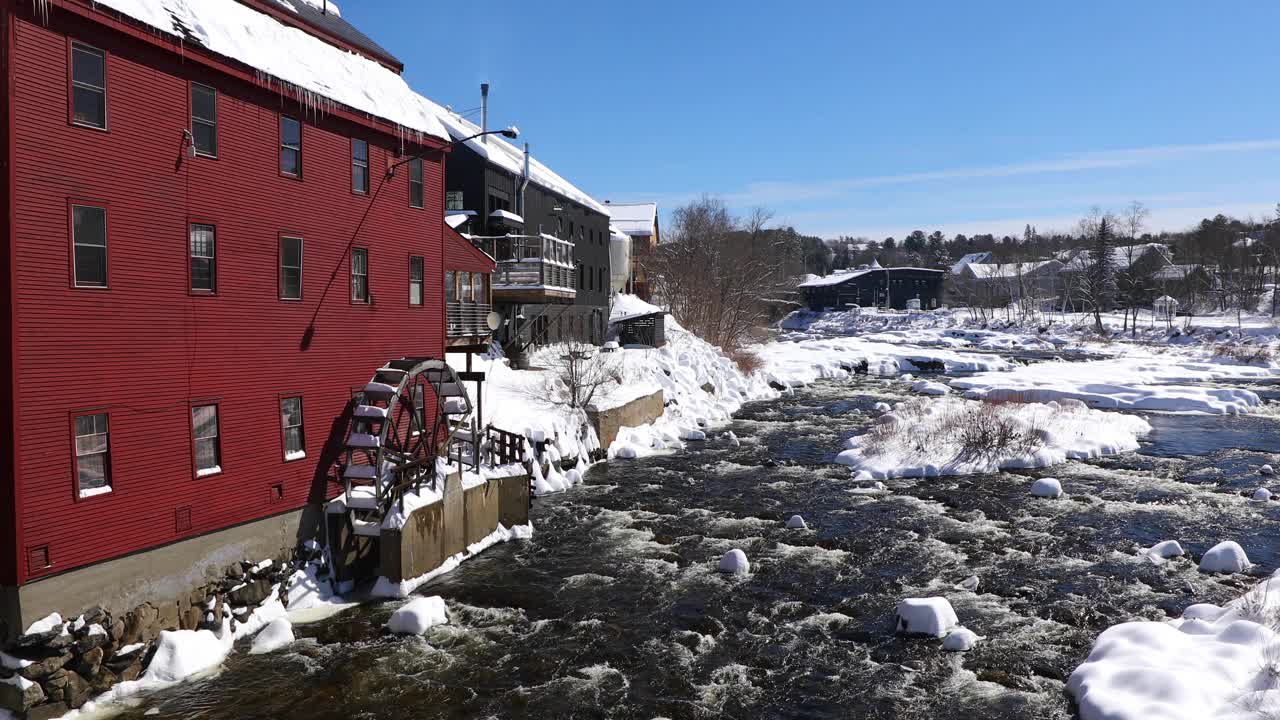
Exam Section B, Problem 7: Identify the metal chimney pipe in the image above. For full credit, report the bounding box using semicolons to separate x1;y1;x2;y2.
520;142;530;216
480;83;489;144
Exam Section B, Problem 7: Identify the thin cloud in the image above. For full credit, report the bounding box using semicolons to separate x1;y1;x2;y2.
720;139;1280;206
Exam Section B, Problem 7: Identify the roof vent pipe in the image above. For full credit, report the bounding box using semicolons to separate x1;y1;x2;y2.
520;142;530;217
480;83;489;144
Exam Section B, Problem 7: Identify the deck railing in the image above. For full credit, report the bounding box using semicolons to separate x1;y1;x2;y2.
470;234;576;294
446;301;492;338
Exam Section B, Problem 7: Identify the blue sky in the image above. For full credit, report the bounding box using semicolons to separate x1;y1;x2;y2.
347;1;1280;239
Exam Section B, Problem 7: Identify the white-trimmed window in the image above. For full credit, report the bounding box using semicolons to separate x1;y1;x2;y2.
71;42;106;129
351;248;369;303
189;223;216;292
352;139;369;194
191;83;217;157
72;204;107;288
192;404;221;476
74;413;111;498
409;256;423;305
409;158;423;208
280;116;301;177
281;397;304;461
280;236;302;300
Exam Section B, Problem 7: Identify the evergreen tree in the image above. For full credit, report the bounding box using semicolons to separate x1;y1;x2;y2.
1087;216;1117;331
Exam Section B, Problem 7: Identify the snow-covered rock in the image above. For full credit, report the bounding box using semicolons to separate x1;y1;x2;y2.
957;575;980;592
1262;464;1275;476
248;617;294;655
785;514;808;530
873;402;892;413
895;597;959;637
718;549;750;574
682;429;707;441
1145;540;1185;562
386;596;449;634
1198;541;1250;573
1030;478;1063;498
141;621;234;683
910;379;950;396
1252;487;1272;502
942;627;981;651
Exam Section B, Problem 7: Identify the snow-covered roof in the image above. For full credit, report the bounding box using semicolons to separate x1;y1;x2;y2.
962;260;1059;279
950;252;992;274
437;111;606;215
445;213;472;229
94;0;449;141
610;294;665;323
1063;244;1170;271
490;209;524;225
605;202;658;236
798;265;944;289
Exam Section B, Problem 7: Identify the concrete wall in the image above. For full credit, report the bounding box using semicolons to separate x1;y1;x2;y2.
380;472;529;585
588;389;664;448
3;506;318;639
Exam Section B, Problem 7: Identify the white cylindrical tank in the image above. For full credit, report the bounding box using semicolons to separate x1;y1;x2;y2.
609;227;632;293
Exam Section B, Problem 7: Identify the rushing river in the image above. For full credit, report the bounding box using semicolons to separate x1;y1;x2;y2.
108;373;1280;720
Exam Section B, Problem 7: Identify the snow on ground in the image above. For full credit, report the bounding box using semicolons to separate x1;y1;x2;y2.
952;355;1270;414
837;397;1151;480
1068;568;1280;720
452;296;772;482
753;335;1014;389
248;617;294;655
778;307;1278;414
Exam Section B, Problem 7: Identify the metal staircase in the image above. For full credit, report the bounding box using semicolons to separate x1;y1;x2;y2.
339;357;474;535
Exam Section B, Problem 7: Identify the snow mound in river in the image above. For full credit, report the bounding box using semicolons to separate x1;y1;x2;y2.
837;397;1151;480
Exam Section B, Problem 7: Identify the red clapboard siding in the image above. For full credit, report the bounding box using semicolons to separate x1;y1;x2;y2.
9;10;447;585
444;227;497;273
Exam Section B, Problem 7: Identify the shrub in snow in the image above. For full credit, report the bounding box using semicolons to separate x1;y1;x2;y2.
1198;541;1251;573
1030;478;1063;498
895;597;959;637
386;596;450;634
785;514;807;530
942;627;981;651
1252;487;1272;502
718;549;750;574
248;617;294;655
1262;464;1275;476
841;397;1150;480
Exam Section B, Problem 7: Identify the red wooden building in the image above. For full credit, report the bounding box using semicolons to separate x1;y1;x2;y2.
0;0;465;636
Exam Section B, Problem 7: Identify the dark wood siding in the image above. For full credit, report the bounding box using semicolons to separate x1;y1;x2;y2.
10;10;446;584
804;269;945;311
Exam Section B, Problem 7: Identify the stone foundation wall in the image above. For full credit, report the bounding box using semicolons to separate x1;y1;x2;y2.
587;389;665;448
0;551;304;719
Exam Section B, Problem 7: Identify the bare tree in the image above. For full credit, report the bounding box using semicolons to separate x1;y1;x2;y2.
533;342;623;410
646;196;782;350
1073;207;1119;333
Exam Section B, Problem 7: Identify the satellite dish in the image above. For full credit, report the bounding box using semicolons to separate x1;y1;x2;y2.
486;311;502;331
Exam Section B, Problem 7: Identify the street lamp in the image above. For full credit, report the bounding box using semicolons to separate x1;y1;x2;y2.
385;126;519;179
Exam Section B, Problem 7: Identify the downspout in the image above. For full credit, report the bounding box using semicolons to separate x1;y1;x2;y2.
520;142;530;218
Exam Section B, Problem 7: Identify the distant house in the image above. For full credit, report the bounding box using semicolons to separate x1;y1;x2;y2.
953;260;1063;308
1152;264;1217;303
605;201;660;301
1060;243;1173;310
799;261;945;311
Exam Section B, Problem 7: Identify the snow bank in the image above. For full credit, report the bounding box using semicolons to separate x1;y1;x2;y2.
371;523;533;598
1198;541;1251;573
248;617;294;655
386;596;449;634
1069;567;1280;720
895;597;958;637
755;335;1013;390
837;397;1151;480
140;620;234;683
951;356;1267;415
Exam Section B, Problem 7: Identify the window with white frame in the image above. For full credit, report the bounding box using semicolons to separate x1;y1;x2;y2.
191;83;217;157
71;43;106;129
189;223;216;292
351;248;369;303
409;256;423;306
191;404;221;476
281;397;304;460
280;236;302;299
74;413;111;498
72;204;107;288
352;139;369;194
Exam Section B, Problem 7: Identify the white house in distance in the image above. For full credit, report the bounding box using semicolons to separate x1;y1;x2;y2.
604;201;660;301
